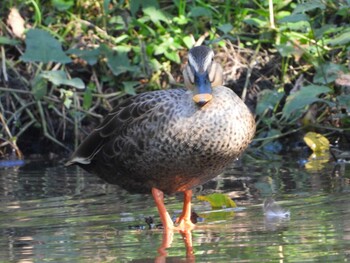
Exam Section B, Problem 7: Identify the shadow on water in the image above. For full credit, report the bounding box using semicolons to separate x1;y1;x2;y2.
1;155;350;262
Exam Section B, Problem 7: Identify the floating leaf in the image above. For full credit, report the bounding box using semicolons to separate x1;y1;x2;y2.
199;210;235;221
303;132;330;153
21;29;71;64
305;152;330;171
282;85;331;119
197;193;236;209
41;70;85;89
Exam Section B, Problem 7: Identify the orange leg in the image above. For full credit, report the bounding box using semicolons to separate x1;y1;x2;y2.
152;187;174;230
175;189;195;231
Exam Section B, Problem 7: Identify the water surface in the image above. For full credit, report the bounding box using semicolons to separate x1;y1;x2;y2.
1;155;350;262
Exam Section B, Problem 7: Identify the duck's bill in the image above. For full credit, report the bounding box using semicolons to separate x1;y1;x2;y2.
193;73;213;106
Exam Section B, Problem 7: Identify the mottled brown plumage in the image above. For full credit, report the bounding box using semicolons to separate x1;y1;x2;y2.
66;46;255;230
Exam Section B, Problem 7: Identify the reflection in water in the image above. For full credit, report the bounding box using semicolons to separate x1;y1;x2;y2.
154;230;194;263
0;157;350;262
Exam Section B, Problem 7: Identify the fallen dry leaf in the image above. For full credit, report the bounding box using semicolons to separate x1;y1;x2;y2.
7;8;26;39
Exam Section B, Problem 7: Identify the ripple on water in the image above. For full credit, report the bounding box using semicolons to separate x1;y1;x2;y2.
0;158;350;262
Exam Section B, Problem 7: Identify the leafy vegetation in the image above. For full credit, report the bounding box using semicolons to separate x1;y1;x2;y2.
0;0;349;158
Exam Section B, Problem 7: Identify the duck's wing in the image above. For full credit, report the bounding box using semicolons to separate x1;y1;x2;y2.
66;90;180;166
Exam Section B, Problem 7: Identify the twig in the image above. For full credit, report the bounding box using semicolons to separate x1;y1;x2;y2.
1;46;8;82
242;43;261;102
37;101;70;151
0;112;23;158
0;112;13;139
253;127;303;142
6;101;36;124
73;91;79;149
0;87;32;94
194;32;209;47
15;119;36;138
268;0;275;29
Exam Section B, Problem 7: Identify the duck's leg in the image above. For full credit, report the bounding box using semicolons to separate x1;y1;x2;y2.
175;189;195;230
152;187;174;230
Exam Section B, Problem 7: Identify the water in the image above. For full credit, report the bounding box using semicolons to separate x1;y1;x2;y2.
1;155;350;262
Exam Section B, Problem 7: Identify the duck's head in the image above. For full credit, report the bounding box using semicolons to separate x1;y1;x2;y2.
183;46;223;107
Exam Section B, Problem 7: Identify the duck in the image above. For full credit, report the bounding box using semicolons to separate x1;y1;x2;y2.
66;45;256;231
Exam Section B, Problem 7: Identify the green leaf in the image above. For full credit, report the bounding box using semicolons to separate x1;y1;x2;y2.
293;0;325;14
279;13;309;23
31;75;47;100
129;0;159;17
0;36;20;46
338;94;350;112
164;50;180;64
122;81;138;95
182;36;195;49
327;30;350;46
129;0;142;16
83;84;95;110
103;0;110;14
256;90;283;116
20;29;71;64
243;17;267;27
173;15;189;25
218;23;233;34
282;85;331;119
59;88;74;108
314;24;340;40
143;6;168;24
276;44;297;57
314;63;348;84
41;70;85;89
52;0;74;11
102;46;137;76
189;7;212;18
197;193;237;209
279;21;309;32
66;48;100;65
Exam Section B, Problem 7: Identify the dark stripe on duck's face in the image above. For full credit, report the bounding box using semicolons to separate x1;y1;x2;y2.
192;71;213;107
